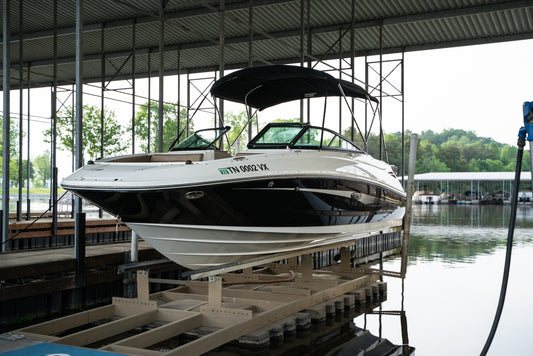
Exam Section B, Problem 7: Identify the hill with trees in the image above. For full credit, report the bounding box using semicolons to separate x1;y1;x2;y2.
369;128;530;174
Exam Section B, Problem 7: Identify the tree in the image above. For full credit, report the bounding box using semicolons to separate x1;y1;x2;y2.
436;143;468;171
224;111;251;153
33;151;51;188
0;117;24;185
9;159;34;187
43;105;127;162
133;101;189;152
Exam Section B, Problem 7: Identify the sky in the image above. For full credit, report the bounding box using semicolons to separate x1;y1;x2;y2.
3;37;533;179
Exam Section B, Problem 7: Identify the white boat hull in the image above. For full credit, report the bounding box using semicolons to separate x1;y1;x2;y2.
128;209;404;269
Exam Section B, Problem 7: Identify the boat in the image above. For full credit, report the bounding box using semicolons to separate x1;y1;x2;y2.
61;65;406;270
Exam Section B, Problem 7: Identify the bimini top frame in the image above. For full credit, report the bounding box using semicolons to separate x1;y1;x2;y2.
210;65;378;111
210;64;380;149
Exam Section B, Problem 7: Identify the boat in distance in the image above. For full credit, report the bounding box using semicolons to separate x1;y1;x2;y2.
61;65;406;270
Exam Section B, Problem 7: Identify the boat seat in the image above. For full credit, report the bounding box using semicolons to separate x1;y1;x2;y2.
214;151;232;159
150;153;204;162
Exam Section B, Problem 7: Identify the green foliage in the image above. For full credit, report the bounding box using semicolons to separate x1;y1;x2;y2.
43;105;127;161
0;117;22;180
133;101;189;152
342;127;524;175
9;159;34;187
33;151;51;188
224;111;250;153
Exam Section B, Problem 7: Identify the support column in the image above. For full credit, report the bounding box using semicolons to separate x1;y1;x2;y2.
51;0;58;241
299;0;305;123
401;52;405;183
2;0;11;252
99;24;105;219
74;0;86;299
131;20;136;154
350;0;355;142
401;133;418;278
186;71;190;136
17;0;23;222
158;0;165;153
218;0;225;131
100;25;105;160
177;48;181;140
147;49;151;153
26;64;31;220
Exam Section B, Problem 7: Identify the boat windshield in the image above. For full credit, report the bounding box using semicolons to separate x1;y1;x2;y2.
248;123;363;152
170;127;230;151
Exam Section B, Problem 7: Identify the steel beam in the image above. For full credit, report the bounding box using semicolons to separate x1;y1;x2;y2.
2;0;11;252
158;0;165;153
131;20;136;154
74;0;85;292
26;64;31;220
51;0;58;240
17;0;24;222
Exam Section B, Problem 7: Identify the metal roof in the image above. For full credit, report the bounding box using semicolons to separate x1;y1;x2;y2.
409;172;532;182
2;0;533;89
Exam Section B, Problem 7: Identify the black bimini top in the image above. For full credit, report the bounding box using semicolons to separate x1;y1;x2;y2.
210;65;378;111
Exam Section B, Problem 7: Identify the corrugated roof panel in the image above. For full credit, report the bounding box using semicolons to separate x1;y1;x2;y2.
2;0;533;90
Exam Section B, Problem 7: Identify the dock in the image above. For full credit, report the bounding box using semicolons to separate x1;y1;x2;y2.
3;246;397;355
0;219;408;355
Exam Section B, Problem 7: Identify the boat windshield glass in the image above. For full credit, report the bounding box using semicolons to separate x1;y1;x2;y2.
170;127;228;151
248;124;363;152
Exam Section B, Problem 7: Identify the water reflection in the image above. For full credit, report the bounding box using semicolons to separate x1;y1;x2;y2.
413;204;533;228
372;204;533;356
409;205;533;263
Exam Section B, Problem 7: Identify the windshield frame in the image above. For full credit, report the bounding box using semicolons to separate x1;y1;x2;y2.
247;123;364;153
169;126;230;151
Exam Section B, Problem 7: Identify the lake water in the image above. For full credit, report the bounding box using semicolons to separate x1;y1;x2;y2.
355;204;533;355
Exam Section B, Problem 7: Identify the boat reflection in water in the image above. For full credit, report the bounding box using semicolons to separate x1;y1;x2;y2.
220;280;414;355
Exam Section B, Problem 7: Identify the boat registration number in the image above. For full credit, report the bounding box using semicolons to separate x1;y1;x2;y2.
218;163;269;175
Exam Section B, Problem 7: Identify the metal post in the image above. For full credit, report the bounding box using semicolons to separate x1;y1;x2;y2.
401;52;405;184
131;230;138;262
147;49;151;153
299;0;305;123
186;71;190;136
158;0;165;153
401;133;418;278
306;0;311;124
99;24;104;219
218;0;225;131
131;20;136;154
100;25;105;161
378;23;383;160
350;0;355;142
51;0;58;241
2;0;11;252
177;48;181;141
248;0;254;139
17;0;23;222
26;64;31;220
338;28;342;135
75;212;86;289
74;0;85;296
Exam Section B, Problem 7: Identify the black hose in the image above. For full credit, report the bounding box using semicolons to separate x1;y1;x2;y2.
480;135;525;355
